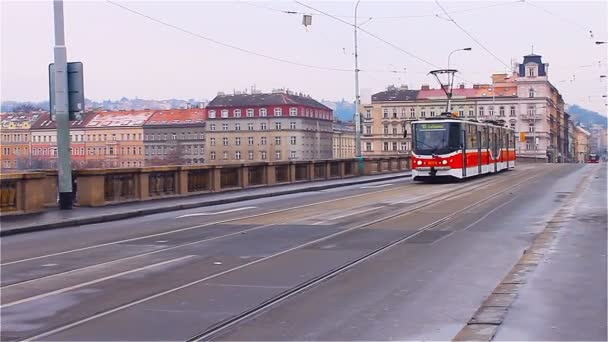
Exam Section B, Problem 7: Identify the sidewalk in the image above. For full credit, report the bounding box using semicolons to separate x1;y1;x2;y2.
494;165;607;341
0;172;410;237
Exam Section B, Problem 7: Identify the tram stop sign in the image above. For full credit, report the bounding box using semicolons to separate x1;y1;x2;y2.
49;61;85;121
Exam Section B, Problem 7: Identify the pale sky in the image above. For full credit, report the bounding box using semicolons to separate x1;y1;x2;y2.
1;0;607;113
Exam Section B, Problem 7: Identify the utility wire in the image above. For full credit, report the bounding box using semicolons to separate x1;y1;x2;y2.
106;1;351;72
523;0;594;37
107;1;407;75
435;0;510;69
293;0;441;70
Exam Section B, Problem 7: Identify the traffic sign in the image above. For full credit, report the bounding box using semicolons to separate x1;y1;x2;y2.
49;61;84;121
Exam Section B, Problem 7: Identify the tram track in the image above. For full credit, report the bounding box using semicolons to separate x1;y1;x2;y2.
18;167;550;341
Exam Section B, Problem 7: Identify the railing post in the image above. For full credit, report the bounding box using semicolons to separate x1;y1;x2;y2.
307;161;315;181
211;166;222;192
240;164;249;188
42;170;58;206
325;161;331;179
289;162;296;182
266;163;276;185
20;173;46;213
75;171;105;206
339;161;346;178
178;167;188;195
138;171;150;200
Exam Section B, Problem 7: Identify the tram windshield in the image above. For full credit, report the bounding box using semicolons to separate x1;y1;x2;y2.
413;122;461;155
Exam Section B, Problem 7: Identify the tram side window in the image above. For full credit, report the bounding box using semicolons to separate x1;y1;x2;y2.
466;124;478;149
488;127;494;149
481;126;488;149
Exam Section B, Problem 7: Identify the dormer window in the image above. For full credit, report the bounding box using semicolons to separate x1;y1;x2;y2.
527;64;537;77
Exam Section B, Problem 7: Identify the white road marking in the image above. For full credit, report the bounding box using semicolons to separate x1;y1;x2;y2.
176;207;257;218
41;264;57;267
360;183;393;189
1;255;193;309
311;206;384;225
155;240;168;243
1;183;414;267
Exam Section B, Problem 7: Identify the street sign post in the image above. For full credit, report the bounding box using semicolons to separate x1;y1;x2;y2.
49;61;84;121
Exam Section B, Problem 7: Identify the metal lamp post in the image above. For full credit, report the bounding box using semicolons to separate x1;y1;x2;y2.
445;48;472;113
354;0;363;174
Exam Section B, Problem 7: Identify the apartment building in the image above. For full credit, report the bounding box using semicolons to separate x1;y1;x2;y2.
332;121;356;159
0;112;41;169
205;91;334;163
143;109;206;166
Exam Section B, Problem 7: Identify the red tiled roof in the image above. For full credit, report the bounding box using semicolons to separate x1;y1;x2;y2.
85;110;155;128
144;108;206;126
30;112;95;130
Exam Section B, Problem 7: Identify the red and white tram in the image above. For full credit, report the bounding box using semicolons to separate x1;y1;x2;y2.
411;118;516;181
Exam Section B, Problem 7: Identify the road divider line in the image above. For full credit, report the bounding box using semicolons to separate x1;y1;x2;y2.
25;170;545;342
359;183;393;189
1;255;193;309
1;182;417;267
176;207;257;218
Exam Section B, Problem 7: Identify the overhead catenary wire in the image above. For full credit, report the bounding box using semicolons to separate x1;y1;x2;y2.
523;0;595;37
435;0;511;70
106;1;407;75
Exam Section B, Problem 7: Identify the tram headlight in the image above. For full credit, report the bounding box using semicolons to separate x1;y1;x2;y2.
416;160;422;166
442;160;448;165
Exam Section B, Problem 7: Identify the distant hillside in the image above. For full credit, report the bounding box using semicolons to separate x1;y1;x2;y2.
322;99;354;122
568;104;607;128
1;98;207;112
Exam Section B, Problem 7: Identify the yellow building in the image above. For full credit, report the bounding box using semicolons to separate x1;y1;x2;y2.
332;121;355;159
575;126;591;162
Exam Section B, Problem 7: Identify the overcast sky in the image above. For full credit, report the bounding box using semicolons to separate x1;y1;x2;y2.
1;0;607;113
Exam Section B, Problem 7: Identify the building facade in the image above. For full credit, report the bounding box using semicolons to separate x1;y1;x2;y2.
205;91;333;163
361;54;570;162
575;126;591;162
143;109;206;166
332;121;356;159
0;112;42;170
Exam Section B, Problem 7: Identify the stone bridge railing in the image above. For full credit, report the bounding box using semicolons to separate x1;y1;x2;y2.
0;156;410;215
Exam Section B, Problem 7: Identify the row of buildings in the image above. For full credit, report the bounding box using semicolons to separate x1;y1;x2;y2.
0;92;357;169
1;54;605;170
361;54;605;163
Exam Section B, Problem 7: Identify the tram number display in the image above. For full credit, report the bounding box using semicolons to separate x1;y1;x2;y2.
418;123;446;130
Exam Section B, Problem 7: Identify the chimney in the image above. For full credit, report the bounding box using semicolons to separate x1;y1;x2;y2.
459;84;465;89
473;84;480;89
421;85;430;90
399;84;408;90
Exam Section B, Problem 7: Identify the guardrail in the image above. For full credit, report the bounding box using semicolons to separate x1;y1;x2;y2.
0;156;410;214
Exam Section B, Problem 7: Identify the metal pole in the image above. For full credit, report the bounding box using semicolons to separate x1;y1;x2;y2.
53;0;73;209
354;0;362;174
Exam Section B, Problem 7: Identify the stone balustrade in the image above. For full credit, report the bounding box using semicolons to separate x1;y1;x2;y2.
0;156;410;214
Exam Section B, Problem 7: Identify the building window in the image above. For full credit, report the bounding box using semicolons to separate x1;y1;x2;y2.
401;142;407;151
235;151;241;160
410;108;416;118
529;122;535;132
246;108;254;117
234;109;241;118
235;123;241;131
384;125;389;134
223;137;228;146
222;123;229;131
210;137;216;146
421;110;426;117
392;127;397;135
365;126;372;135
275;136;281;145
290;136;296;145
393;142;397;151
366;109;371;119
290;122;296;130
528;67;535;77
510;106;516;116
499;106;505;117
275;151;281;160
392;108;397;118
221;109;229;118
275;122;282;130
383;108;388;118
430;110;436;117
210;151;216;160
479;107;485;116
489;106;495;116
223;151;228;160
401;107;407;118
248;151;254;160
261;151;267;160
261;123;267;130
260;108;267;117
235;137;241;146
248;137;254;145
468;110;474;117
261;137;267;145
248;123;254;131
209;110;216;118
274;108;282;116
383;142;389;151
528;105;536;115
365;142;372;151
290;151;296;159
289;107;297;116
172;133;177;140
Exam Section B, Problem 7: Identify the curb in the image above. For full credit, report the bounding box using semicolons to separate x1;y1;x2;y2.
0;173;411;237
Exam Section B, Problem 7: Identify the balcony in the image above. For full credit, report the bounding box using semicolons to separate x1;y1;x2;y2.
520;114;542;120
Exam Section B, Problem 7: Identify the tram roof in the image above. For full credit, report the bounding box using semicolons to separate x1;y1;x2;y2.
411;116;511;129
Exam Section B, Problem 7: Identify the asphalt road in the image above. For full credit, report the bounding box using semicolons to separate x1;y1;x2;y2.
0;163;602;341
